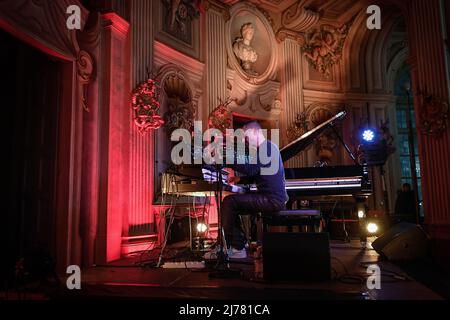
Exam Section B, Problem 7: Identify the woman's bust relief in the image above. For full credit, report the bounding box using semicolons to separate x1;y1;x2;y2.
233;23;258;75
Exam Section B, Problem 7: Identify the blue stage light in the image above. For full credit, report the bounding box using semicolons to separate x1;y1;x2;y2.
362;129;375;143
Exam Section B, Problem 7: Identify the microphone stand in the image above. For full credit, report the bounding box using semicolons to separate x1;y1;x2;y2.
208;162;241;279
331;124;356;243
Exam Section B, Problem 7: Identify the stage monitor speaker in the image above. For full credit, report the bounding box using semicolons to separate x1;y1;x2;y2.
263;232;331;282
372;222;428;261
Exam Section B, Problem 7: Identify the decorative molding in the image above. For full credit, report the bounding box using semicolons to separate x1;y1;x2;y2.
156;63;199;100
275;3;320;45
226;2;279;85
287;110;308;142
233;90;248;106
131;0;155;87
257;7;275;32
0;0;88;59
78;13;102;112
281;37;304;167
417;89;449;137
386;47;409;94
302;57;342;92
206;8;227;115
161;0;201;43
281;4;320;33
161;73;196;135
77;50;94;112
287;102;343;141
302;21;353;77
287;102;344;165
162;0;201;29
275;28;305;45
204;0;230;21
154;41;205;85
101;12;130;36
0;0;96;113
303;90;398;104
226;69;281;120
154;63;202;137
259;94;276;112
152;62;202;212
155;0;202;60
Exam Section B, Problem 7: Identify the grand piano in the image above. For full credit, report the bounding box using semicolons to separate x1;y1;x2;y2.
162;111;372;202
280;111;371;202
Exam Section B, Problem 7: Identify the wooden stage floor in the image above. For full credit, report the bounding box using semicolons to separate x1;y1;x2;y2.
52;239;443;301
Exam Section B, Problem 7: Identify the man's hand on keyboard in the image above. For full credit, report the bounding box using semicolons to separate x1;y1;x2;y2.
227;176;241;185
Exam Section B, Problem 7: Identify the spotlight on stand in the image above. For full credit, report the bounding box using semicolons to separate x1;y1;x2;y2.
362;129;375;143
359;128;388;166
358;210;366;219
196;222;208;233
192;222;212;252
357;124;393;247
367;222;379;234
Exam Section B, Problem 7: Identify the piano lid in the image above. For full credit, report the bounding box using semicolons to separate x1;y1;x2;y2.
280;111;347;162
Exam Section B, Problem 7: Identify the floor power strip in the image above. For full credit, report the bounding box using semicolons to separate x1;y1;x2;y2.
162;261;205;269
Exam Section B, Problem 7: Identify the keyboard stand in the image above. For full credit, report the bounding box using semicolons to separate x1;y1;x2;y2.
208;164;241;279
156;203;177;268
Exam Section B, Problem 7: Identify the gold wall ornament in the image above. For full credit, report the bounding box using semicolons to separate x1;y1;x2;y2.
310;107;338;165
164;100;196;134
287;104;345;165
208;98;233;133
417;89;449;137
131;78;165;134
287;111;308;142
302;21;353;77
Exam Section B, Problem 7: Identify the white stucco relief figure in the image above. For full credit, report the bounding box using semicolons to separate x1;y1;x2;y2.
233;23;258;75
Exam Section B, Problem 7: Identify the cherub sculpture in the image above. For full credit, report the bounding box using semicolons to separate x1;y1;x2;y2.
303;23;351;76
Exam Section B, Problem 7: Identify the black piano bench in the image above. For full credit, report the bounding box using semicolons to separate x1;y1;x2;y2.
262;209;322;233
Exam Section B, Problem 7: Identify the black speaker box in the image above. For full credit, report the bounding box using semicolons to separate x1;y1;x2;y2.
372;222;428;261
263;232;331;282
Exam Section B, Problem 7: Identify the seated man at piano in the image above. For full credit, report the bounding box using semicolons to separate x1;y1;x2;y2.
205;121;288;259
